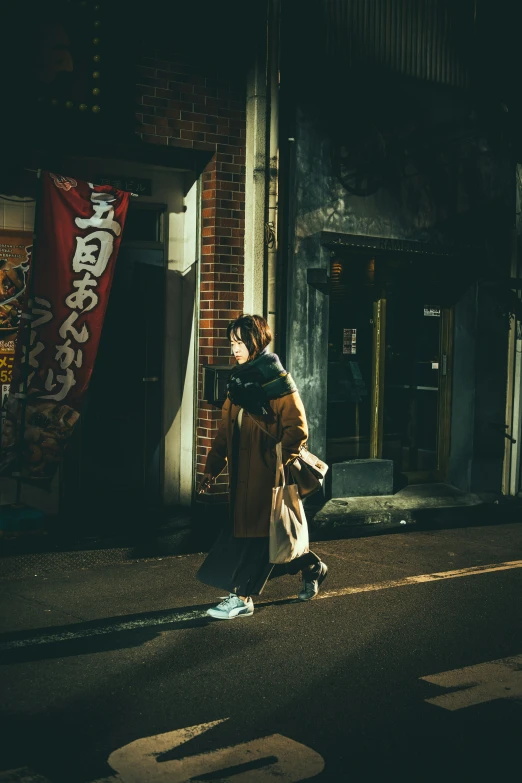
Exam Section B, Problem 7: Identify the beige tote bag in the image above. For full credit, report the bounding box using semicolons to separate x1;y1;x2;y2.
269;442;310;564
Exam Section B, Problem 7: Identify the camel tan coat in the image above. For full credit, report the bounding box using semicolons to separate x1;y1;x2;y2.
204;391;308;537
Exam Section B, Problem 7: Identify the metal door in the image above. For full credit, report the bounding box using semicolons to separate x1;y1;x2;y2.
326;250;453;484
380;295;453;482
62;243;165;531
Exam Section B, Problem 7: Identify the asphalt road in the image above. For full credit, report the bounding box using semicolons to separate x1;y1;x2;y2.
1;521;522;783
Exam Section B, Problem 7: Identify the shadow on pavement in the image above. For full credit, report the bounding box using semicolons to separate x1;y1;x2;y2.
0;603;217;666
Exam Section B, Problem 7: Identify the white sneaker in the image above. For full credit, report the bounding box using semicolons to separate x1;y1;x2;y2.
207;594;254;620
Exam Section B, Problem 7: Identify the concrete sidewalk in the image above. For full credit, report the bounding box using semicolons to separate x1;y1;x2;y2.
0;482;520;580
2;521;522;630
313;483;485;530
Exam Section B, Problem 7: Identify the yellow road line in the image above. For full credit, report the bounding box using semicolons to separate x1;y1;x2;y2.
2;560;522;652
312;559;522;600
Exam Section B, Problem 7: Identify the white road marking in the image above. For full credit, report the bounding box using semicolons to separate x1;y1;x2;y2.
1;559;522;653
103;720;325;782
0;609;207;652
421;654;522;711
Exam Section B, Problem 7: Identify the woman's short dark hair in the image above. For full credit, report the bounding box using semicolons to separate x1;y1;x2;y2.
227;314;272;360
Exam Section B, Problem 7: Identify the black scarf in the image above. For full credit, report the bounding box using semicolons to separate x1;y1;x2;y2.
226;349;297;416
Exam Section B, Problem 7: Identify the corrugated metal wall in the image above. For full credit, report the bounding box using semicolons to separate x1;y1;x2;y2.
324;0;475;88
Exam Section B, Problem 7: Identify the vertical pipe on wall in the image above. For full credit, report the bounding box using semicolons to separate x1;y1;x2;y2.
275;0;296;369
244;2;268;316
510;300;522;496
510;168;522;496
266;0;280;349
502;228;519;495
509;168;522;496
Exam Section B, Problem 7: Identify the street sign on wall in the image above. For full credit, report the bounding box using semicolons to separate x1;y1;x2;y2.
97;176;152;196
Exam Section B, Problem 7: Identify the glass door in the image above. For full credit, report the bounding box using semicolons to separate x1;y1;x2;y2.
326;250;453;486
381;294;453;482
326;254;374;465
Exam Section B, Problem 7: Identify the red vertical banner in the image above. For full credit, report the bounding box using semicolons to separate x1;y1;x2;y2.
0;172;130;486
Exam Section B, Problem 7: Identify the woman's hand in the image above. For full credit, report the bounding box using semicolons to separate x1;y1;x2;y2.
197;473;214;494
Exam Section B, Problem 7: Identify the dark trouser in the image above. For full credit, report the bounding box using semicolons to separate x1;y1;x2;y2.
269;550;322;580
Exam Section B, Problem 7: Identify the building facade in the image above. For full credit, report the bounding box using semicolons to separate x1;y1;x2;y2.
280;0;522;498
0;0;250;533
1;0;521;542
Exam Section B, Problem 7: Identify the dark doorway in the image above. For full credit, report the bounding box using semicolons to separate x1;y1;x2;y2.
382;294;447;481
326;255;374;463
326;250;453;486
62;206;166;535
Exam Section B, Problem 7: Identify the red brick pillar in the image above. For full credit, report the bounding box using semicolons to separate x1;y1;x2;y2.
197;153;245;500
136;49;246;503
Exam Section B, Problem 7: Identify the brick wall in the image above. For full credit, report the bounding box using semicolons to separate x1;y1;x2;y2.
136;49;246;501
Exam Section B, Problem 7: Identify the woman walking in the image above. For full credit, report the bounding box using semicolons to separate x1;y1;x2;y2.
197;314;328;620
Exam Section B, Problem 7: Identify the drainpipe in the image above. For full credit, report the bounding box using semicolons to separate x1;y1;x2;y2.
509;168;522;495
244;3;268;317
502;229;518;496
505;167;522;496
266;0;280;350
244;0;280;348
510;297;522;495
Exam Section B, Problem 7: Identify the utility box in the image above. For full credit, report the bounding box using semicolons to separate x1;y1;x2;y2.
202;365;233;408
331;458;393;497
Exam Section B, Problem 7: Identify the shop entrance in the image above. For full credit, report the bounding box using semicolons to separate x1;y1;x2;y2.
326;251;453;486
63;204;166;532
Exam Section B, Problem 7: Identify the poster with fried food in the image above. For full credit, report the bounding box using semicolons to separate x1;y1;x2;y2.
0;231;32;406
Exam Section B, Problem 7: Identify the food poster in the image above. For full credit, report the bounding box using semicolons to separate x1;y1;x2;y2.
0;231;33;407
0;173;130;487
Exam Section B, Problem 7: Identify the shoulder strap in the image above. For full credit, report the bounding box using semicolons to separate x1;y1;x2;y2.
275;442;285;488
245;410;309;454
244;410;278;441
